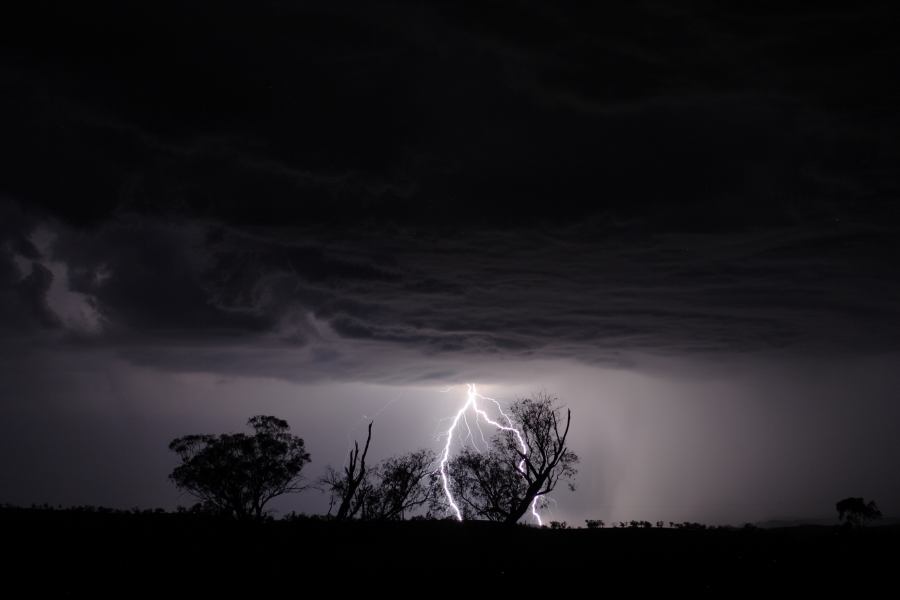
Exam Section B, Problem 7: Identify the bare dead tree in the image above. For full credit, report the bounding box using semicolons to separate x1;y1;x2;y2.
322;421;373;520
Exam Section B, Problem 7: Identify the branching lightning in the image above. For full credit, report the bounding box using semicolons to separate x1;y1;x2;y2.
438;383;543;525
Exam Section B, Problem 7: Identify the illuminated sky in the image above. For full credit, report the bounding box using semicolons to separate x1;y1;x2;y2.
2;2;900;524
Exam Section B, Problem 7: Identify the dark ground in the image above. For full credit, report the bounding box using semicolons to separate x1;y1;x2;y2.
1;506;896;595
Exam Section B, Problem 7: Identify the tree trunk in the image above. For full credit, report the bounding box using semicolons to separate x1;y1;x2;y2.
334;422;373;520
504;479;546;525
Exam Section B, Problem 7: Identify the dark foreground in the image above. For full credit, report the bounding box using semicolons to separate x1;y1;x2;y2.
1;507;897;595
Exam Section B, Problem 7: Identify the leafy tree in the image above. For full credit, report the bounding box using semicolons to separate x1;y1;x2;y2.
836;497;882;527
363;449;441;520
447;392;578;524
168;415;310;520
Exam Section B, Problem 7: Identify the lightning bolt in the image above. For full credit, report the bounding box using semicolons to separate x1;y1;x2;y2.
438;383;543;525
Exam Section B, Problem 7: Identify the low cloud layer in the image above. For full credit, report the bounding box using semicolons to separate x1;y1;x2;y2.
1;204;898;384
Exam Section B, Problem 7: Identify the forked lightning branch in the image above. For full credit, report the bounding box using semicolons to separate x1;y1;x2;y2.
438;384;543;525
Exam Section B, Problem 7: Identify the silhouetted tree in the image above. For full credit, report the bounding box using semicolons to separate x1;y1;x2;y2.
168;415;310;520
322;422;373;520
585;519;605;529
447;392;578;524
362;449;441;520
675;521;707;530
322;422;441;521
836;497;882;527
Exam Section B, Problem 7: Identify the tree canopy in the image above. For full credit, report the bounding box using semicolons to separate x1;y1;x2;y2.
168;415;310;520
362;448;440;520
836;497;882;527
448;392;578;524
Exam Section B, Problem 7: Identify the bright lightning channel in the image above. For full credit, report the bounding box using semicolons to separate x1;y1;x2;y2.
438;383;543;525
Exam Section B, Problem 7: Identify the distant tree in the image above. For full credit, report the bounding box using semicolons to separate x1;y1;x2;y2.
168;415;311;520
585;519;605;529
322;422;373;520
362;449;441;520
549;520;569;529
836;497;882;527
447;392;578;524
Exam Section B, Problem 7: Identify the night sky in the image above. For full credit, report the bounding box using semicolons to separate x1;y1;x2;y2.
2;1;900;525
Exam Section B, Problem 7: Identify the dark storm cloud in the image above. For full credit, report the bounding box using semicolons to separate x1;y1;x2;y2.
4;200;898;383
3;1;898;231
0;201;61;332
1;1;900;380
